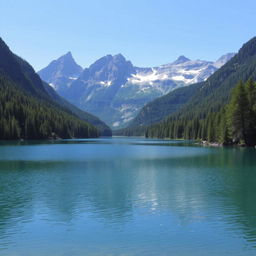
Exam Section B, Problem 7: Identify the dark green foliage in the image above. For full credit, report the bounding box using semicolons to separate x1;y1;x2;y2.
123;35;256;132
127;83;202;128
0;76;99;139
119;37;256;146
0;38;49;98
218;109;230;145
167;37;256;123
0;37;112;139
227;80;256;146
43;82;112;136
227;82;250;144
145;80;256;146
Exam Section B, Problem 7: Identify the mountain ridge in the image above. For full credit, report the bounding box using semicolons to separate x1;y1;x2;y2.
38;51;235;129
38;51;83;93
0;37;111;138
123;36;256;138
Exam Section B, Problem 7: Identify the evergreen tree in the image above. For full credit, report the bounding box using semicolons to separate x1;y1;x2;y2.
218;109;231;145
0;76;99;140
227;81;250;145
245;79;256;144
140;79;256;147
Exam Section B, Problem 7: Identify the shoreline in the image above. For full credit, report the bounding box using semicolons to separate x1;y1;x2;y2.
200;140;256;148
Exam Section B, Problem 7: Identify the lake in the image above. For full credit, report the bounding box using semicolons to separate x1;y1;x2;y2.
0;137;256;256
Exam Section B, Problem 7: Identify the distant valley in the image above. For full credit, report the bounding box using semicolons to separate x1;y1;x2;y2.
38;52;235;129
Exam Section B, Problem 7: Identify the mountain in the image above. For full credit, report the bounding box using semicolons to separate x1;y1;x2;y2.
39;53;235;129
38;52;83;93
60;54;136;129
127;36;256;139
172;55;191;64
29;51;111;136
0;37;111;139
0;39;49;98
214;53;237;68
170;38;256;120
42;83;112;136
127;83;202;128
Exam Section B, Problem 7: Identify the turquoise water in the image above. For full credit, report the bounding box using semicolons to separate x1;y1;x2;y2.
0;137;256;256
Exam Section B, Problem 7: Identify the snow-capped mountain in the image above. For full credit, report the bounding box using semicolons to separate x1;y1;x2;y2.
38;52;83;93
131;59;216;90
214;53;237;68
38;52;235;129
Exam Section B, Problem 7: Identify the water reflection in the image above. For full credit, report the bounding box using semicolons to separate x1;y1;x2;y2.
0;139;256;254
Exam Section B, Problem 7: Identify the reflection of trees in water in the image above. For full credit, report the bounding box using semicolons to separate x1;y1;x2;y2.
215;148;256;245
169;147;256;245
0;160;136;230
0;147;256;245
0;161;35;243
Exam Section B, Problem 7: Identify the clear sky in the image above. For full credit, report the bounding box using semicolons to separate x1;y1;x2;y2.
1;0;255;71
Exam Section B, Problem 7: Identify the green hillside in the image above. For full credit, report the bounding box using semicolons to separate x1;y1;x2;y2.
145;37;256;146
0;38;111;139
0;76;98;139
127;83;201;128
120;37;256;144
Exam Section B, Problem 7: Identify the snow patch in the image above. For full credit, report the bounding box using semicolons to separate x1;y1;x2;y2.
99;81;112;87
69;76;78;80
128;68;166;85
49;83;56;89
171;75;188;82
123;117;134;123
113;121;120;127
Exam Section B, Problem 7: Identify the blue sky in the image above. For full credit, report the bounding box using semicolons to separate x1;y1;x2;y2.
1;0;255;71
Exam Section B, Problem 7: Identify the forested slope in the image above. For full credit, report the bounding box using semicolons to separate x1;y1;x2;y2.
0;38;111;139
121;37;256;145
146;37;256;146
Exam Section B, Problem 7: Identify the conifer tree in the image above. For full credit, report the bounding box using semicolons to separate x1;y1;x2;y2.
227;81;250;145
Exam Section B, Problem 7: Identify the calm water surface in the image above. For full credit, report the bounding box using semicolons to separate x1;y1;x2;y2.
0;137;256;256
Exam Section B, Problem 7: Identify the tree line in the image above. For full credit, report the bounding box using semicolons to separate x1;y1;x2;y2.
145;79;256;146
0;76;99;139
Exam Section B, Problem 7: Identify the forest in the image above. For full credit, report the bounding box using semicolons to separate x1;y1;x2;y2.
145;79;256;147
116;37;256;147
0;76;99;139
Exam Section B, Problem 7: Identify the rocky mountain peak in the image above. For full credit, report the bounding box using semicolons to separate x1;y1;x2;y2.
38;52;83;89
84;54;135;82
173;55;191;65
38;50;235;129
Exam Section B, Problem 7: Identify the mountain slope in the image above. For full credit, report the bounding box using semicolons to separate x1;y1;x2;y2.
0;39;49;98
144;36;256;138
175;37;256;118
19;49;111;136
128;83;202;128
43;82;112;136
64;54;136;128
0;38;111;138
0;76;98;139
40;53;234;129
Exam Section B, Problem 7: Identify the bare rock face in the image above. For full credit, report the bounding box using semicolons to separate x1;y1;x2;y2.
38;52;235;129
38;52;83;93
